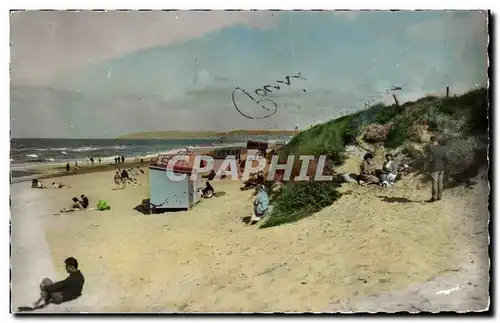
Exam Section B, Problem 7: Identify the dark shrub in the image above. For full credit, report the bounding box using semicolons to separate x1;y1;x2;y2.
260;181;342;228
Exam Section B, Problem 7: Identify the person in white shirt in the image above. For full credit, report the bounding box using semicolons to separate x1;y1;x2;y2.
380;154;399;187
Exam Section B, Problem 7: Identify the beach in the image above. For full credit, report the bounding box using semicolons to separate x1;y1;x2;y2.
11;157;489;313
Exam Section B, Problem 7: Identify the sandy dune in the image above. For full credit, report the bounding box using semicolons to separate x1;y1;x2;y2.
11;166;489;313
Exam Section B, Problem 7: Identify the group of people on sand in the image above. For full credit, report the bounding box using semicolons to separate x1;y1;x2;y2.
87;156;101;166
113;168;141;189
32;179;68;189
65;161;80;173
359;153;408;187
60;195;89;213
358;136;448;202
114;156;125;164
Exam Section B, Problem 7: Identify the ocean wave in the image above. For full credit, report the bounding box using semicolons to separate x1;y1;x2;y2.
70;146;99;152
113;145;128;150
26;154;38;158
15;147;67;151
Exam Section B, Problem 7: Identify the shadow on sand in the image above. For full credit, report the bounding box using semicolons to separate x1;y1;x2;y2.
377;195;419;204
133;199;186;215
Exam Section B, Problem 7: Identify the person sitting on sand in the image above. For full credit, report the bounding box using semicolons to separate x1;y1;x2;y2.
250;184;270;225
241;173;258;191
60;197;83;213
379;154;399;187
31;257;85;309
36;180;47;189
201;181;215;198
359;153;378;185
121;169;136;185
241;171;265;191
52;182;65;189
80;195;89;209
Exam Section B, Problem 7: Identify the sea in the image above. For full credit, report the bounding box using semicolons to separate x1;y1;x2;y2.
10;135;293;179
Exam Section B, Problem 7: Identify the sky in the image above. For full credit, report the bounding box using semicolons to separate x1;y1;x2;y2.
10;10;488;138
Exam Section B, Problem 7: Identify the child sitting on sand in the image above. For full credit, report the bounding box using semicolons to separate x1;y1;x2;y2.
250;184;270;225
52;182;66;189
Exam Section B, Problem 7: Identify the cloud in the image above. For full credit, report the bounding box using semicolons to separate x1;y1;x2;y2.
10;10;279;86
405;11;488;87
10;11;488;138
406;11;488;42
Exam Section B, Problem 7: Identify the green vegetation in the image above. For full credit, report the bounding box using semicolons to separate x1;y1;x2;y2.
260;181;342;228
262;87;488;228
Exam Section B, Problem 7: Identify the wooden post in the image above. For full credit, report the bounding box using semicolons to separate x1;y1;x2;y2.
392;94;400;107
393;93;407;117
446;86;450;97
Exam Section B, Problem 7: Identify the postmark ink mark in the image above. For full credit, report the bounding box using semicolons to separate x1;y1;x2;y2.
232;73;306;119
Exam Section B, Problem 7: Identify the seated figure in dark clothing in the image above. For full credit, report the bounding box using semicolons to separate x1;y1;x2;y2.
80;195;89;209
241;171;265;191
32;257;85;309
201;181;214;198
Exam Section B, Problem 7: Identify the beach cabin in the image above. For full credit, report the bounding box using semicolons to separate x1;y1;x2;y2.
207;147;242;176
149;153;202;211
246;140;268;157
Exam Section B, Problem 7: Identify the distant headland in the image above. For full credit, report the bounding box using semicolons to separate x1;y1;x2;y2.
117;129;299;139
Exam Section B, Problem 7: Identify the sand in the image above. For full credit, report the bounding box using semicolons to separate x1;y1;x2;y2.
11;165;489;313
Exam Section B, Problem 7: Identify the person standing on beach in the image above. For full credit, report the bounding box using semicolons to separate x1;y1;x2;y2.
427;136;448;202
65;163;70;172
121;156;125;164
98;158;101;164
114;171;122;189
